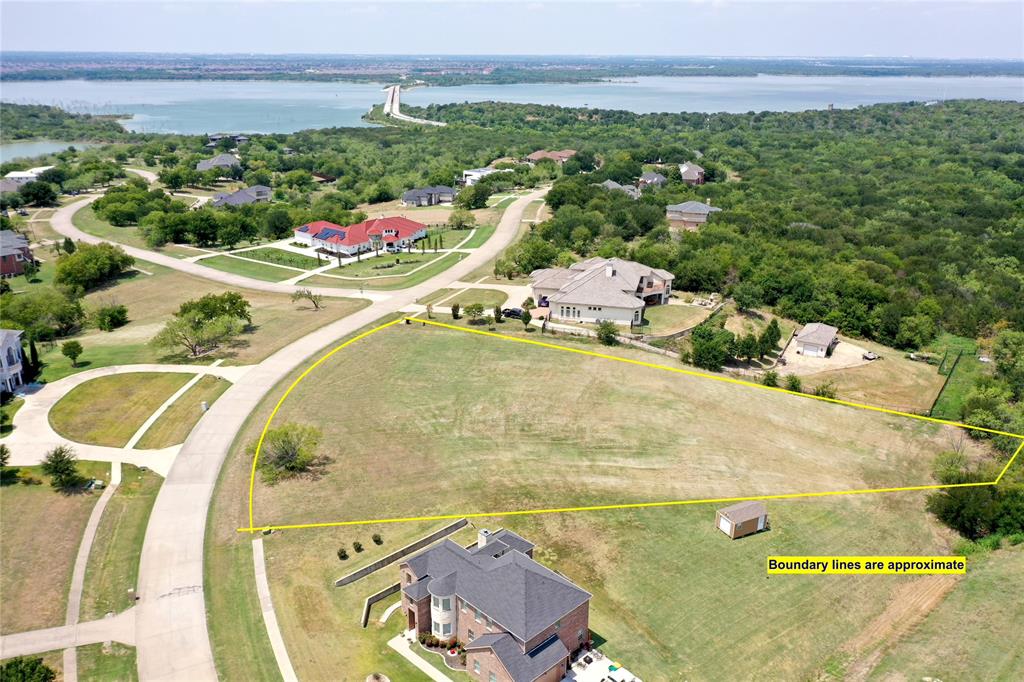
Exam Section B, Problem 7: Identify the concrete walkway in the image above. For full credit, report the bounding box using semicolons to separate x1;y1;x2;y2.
62;461;123;681
387;634;455;681
251;539;298;682
0;609;136;660
379;601;402;624
6;363;249;477
131;187;547;681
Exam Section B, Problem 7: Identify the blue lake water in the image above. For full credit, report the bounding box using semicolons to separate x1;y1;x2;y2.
0;139;97;163
1;76;1021;135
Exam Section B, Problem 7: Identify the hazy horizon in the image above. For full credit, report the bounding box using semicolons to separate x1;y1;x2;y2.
1;1;1022;60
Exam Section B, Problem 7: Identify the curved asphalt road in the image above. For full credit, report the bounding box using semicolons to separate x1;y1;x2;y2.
48;187;548;680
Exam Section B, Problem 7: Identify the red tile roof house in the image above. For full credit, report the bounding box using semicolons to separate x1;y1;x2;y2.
293;216;428;256
400;528;592;682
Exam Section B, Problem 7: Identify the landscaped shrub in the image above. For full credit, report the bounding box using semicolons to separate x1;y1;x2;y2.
451;303;461;320
596;320;618;346
253;423;323;483
812;381;838;399
372;533;383;545
353;541;364;553
337;547;349;560
784;374;803;392
93;303;129;331
762;370;779;387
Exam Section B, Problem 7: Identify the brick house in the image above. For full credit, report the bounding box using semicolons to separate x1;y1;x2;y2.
0;230;34;278
399;529;591;682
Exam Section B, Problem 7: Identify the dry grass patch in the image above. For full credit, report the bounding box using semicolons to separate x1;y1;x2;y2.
135;376;231;449
50;372;194;447
0;462;109;634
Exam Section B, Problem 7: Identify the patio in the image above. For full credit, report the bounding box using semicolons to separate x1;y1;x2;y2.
564;649;643;682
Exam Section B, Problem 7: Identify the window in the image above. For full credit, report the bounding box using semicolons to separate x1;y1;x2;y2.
432;596;440;608
442;623;452;636
489;674;497;682
486;618;493;631
474;607;483;623
468;629;475;642
441;597;451;611
461;600;468;613
578;629;585;644
432;621;440;635
474;661;481;674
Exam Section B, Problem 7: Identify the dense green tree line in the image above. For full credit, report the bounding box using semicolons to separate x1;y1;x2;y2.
0;104;129;141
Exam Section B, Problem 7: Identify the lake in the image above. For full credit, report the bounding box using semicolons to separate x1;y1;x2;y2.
0;139;98;163
1;76;1021;135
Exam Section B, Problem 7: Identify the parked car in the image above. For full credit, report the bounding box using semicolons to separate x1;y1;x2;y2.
385;244;400;253
16;208;29;216
862;351;879;361
502;307;524;319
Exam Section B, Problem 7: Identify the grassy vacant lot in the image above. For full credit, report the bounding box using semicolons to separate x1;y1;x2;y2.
50;372;194;447
416;287;511;307
79;642;138;681
236;247;323;270
202;322;998;679
427;226;472;249
869;545;1024;680
81;466;162;620
73;205;197;259
198;255;299;282
459;223;497;249
35;266;369;381
304;252;468;290
0;462;109;634
136;376;231;449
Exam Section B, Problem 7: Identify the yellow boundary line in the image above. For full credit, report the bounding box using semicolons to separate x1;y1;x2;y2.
241;317;1024;533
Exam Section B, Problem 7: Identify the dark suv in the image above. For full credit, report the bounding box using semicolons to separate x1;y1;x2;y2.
502;307;524;319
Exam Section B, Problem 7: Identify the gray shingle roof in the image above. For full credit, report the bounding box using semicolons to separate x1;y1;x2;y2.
640;172;666;183
719;500;767;524
196;153;240;172
535;257;673;310
210;185;270;207
402;538;590;644
0;329;24;348
467;633;569;682
796;322;838;346
0;230;30;254
666;200;721;215
679;162;705;180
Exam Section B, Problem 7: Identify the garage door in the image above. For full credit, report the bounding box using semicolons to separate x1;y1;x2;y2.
718;516;732;535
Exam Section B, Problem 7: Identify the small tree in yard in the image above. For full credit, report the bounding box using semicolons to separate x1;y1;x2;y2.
151;313;242;357
596;320;618;346
257;423;322;482
21;260;38;282
353;541;364;553
61;340;83;367
0;443;10;468
291;288;324;311
62;237;77;254
465;303;485;323
42;445;81;491
451;302;461;320
93;303;129;331
784;374;803;393
0;657;57;682
521;308;533;330
762;370;779;387
337;547;349;560
493;306;503;323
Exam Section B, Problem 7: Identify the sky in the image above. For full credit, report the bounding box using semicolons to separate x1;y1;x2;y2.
0;1;1022;60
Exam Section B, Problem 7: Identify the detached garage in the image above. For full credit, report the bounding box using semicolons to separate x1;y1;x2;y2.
716;501;768;539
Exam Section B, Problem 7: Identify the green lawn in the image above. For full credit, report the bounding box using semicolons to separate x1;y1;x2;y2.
72;205;196;259
80;466;162;620
305;252;468;290
0;462;110;634
331;253;441;279
233;247;324;270
210;321;987;679
49;372;194;447
78;643;138;681
869;546;1024;680
459;223;497;249
637;303;714;335
426;227;472;250
1;397;24;437
37;342;181;384
135;376;231;449
198;255;299;282
442;288;508;309
929;335;989;420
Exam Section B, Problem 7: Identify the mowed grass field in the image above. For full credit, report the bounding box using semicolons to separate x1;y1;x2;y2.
0;462;109;634
135;375;231;449
251;324;986;528
203;322;1003;680
868;545;1024;680
49;372;194;447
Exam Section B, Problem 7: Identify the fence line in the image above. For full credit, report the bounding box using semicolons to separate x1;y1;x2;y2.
334;518;468;587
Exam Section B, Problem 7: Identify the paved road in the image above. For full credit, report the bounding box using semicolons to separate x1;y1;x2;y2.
132;187;547;680
383;85;447;126
0;609;135;660
49;196;388;302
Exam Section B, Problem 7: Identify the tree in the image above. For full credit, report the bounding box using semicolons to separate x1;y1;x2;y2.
177;292;251;324
0;443;10;468
55;242;134;292
451;303;461;320
262;208;293;240
992;330;1024;399
21;260;38;282
93;303;129;331
784;374;803;392
0;657;57;682
61;340;83;367
762;370;779;387
732;281;763;312
926;470;999;540
62;237;76;254
492;306;503;323
291;288;324;310
41;445;81;491
596;320;619;346
1;287;85;338
151;313;243;357
690;325;735;371
447;208;476;230
521;308;533;329
737;333;760;362
257;423;322;481
464;303;485;323
19;181;57;206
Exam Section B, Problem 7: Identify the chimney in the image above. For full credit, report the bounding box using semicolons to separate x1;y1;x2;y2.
478;528;491;548
605;264;615;278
